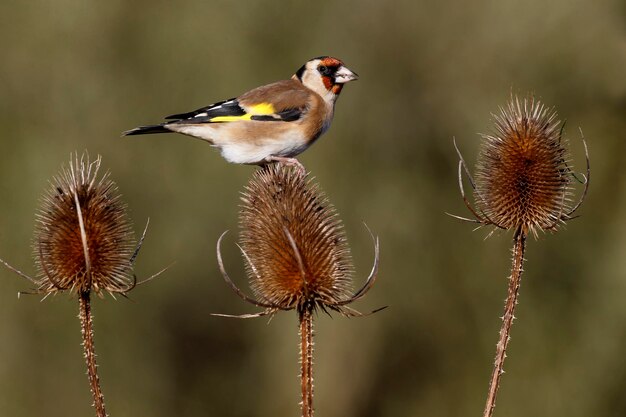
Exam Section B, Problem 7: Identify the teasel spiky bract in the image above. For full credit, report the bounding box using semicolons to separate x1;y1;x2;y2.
0;152;164;417
215;164;381;417
450;96;589;417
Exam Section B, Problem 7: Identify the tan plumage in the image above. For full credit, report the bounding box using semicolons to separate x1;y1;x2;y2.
124;56;358;167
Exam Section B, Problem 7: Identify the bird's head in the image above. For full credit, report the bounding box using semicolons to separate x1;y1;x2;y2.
294;56;358;102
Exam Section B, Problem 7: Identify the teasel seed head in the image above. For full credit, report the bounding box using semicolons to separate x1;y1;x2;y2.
33;152;136;295
216;164;380;319
452;95;590;237
240;165;353;315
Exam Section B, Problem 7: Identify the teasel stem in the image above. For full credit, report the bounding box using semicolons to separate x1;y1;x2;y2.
483;227;526;417
299;309;314;417
78;290;107;417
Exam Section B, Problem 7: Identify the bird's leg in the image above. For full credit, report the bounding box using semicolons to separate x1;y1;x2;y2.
264;156;306;175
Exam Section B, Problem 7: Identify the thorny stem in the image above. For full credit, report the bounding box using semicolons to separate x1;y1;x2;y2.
483;228;526;417
299;309;314;417
79;290;107;417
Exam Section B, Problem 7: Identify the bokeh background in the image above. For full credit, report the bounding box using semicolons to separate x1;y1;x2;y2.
1;1;625;416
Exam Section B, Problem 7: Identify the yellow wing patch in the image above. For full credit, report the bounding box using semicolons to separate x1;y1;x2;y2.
248;103;276;115
210;102;275;122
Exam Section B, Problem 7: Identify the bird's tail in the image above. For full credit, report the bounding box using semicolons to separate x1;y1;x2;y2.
123;124;170;136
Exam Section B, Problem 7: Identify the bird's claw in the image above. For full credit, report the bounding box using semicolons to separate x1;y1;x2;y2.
264;156;306;176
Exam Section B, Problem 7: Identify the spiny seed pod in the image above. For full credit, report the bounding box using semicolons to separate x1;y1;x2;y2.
453;96;589;238
216;164;379;319
34;153;136;295
474;97;571;235
240;165;353;314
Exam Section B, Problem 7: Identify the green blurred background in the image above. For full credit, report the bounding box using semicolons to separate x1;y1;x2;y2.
0;1;624;416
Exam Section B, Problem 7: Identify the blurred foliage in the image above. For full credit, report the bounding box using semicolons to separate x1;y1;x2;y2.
0;0;625;416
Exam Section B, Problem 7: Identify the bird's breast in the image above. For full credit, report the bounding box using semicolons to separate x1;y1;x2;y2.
214;122;312;164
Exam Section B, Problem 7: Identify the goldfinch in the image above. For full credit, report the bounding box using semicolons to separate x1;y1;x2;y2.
124;56;358;168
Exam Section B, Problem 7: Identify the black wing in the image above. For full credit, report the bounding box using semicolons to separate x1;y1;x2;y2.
164;99;244;120
166;100;304;124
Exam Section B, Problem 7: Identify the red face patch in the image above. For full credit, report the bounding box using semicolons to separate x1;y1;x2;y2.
322;75;334;91
331;84;343;94
319;57;343;92
320;57;343;68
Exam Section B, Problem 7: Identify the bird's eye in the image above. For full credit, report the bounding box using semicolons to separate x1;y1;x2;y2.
318;65;330;75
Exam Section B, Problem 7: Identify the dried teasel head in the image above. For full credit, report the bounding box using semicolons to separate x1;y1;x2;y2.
33;152;137;296
216;164;380;319
453;96;589;237
240;165;353;314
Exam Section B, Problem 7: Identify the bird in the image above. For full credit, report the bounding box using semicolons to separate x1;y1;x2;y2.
123;56;358;170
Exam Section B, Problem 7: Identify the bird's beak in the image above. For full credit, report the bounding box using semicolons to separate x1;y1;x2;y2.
334;66;358;83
